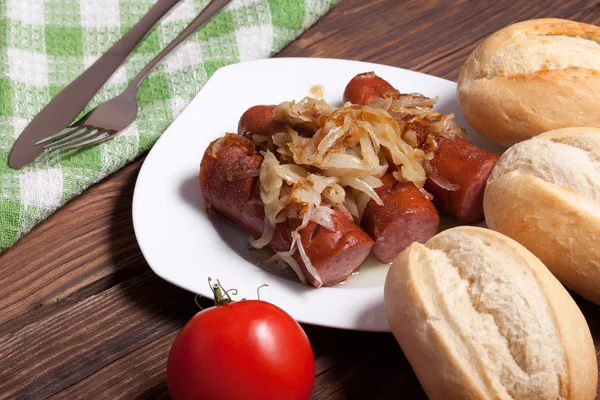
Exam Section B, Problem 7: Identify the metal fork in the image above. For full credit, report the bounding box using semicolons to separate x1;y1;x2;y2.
36;0;231;152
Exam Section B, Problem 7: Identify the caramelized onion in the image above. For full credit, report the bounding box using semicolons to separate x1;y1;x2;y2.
423;158;459;191
249;217;275;249
368;97;393;111
404;129;418;147
310;206;335;231
340;176;383;206
429;175;459;191
343;189;360;221
418;186;434;201
250;94;467;278
391;94;438;109
292;231;323;288
354;190;372;221
323;183;345;204
273;248;307;284
425;135;439;151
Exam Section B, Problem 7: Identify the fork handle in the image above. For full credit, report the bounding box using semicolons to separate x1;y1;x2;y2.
8;0;181;169
127;0;231;90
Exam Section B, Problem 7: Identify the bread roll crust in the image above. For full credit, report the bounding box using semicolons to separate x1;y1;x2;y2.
457;19;600;146
484;127;600;305
384;226;597;400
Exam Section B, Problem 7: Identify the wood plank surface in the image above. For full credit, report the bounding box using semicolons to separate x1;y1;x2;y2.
1;0;599;399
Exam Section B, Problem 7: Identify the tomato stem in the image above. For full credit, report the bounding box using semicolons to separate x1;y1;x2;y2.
213;282;225;304
194;294;204;310
205;278;268;304
208;277;233;305
256;284;269;300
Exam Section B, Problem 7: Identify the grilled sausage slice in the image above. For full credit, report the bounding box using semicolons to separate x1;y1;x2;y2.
200;134;374;287
424;136;499;224
237;105;282;140
343;72;399;105
362;170;439;262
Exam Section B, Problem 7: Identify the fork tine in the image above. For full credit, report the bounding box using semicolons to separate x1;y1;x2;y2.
43;126;90;149
35;126;81;146
45;128;100;150
53;130;111;152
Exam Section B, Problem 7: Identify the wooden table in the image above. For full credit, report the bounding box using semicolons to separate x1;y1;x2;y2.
2;1;599;398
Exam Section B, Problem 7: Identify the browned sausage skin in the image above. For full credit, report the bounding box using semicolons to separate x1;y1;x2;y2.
200;134;374;287
344;72;499;224
361;170;439;262
199;134;264;237
343;72;399;105
237;105;283;140
424;136;499;224
272;212;374;287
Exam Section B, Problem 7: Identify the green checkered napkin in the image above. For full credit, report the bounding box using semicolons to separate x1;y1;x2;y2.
0;0;339;253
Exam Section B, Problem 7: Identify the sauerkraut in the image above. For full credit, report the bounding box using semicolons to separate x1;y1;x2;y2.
251;93;466;283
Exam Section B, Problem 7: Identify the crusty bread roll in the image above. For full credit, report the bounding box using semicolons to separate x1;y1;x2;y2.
484;127;600;305
457;18;600;147
384;226;597;400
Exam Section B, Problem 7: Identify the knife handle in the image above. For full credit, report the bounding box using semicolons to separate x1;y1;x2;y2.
48;0;181;120
8;0;180;169
110;0;181;59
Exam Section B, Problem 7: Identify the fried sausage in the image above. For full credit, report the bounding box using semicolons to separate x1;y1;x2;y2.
424;136;499;224
200;134;374;287
200;134;265;237
343;72;399;105
271;212;375;287
362;170;439;263
343;71;499;224
237;105;283;140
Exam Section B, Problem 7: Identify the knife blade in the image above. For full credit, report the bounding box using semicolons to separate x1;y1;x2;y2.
8;0;180;169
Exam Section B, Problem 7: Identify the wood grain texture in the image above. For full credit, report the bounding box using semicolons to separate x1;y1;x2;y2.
1;0;600;399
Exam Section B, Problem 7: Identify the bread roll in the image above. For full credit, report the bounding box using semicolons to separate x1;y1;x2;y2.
484;127;600;305
457;18;600;147
384;226;597;400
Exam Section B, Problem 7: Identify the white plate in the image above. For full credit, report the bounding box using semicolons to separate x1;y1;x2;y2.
132;58;505;332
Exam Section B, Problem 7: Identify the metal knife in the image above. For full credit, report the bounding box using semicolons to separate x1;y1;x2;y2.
9;0;180;169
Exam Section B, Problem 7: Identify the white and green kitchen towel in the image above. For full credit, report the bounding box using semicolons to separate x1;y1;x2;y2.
0;0;339;253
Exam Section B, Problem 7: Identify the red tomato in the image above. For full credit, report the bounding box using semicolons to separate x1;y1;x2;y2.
167;299;315;400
